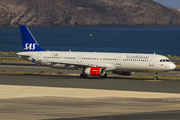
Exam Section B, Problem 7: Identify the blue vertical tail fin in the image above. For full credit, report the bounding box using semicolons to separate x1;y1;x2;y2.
19;25;44;51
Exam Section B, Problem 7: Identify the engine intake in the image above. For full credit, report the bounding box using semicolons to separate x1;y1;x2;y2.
85;67;106;76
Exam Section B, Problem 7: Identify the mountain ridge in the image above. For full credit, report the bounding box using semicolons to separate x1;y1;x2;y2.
0;0;180;27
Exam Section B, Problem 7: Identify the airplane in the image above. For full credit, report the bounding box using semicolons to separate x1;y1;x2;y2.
17;25;176;80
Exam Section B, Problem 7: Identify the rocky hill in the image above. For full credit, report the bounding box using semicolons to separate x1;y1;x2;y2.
0;0;180;27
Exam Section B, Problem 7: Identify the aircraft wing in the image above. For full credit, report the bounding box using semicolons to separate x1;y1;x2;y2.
43;60;105;68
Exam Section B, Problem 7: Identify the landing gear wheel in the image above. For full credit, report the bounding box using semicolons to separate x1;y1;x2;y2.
100;73;107;78
153;72;158;80
80;73;88;78
153;77;158;80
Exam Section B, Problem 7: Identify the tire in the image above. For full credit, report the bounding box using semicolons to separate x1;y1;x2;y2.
154;77;158;80
80;73;88;78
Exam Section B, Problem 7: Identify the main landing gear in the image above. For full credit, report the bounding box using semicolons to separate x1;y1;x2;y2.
80;73;88;78
154;72;158;80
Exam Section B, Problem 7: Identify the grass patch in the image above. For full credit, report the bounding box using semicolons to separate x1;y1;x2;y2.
174;61;180;65
0;71;48;75
0;70;68;76
0;57;31;63
39;70;46;74
0;51;18;55
0;51;4;54
167;55;180;59
56;70;64;75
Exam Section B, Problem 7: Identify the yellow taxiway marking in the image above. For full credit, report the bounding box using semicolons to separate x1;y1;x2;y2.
145;80;164;82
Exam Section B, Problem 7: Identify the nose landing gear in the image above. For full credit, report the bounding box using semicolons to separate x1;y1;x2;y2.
154;72;158;80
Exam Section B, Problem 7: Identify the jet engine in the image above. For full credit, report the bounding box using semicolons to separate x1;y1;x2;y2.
85;67;106;76
112;71;134;75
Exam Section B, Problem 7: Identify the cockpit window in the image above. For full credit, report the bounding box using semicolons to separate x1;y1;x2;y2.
166;59;170;62
160;59;171;62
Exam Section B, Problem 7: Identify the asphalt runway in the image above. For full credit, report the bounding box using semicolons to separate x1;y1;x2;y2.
1;73;180;93
0;62;180;120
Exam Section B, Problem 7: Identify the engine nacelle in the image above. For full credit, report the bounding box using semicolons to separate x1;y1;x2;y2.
85;67;106;76
112;71;134;75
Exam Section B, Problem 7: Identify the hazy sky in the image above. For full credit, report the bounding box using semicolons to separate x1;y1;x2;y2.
154;0;180;9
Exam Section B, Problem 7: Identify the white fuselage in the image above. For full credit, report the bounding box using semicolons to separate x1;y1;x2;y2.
17;51;176;73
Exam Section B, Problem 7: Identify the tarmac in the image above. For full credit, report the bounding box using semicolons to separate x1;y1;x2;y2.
0;62;180;120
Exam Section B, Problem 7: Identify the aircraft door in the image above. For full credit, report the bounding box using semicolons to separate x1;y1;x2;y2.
77;55;82;63
149;56;155;66
117;56;121;65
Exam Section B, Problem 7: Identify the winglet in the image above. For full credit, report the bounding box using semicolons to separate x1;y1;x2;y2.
19;25;44;51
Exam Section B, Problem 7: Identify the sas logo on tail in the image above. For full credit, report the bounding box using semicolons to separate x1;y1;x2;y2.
24;43;36;50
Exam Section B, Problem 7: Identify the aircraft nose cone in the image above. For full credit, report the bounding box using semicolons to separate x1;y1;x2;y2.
169;63;176;70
